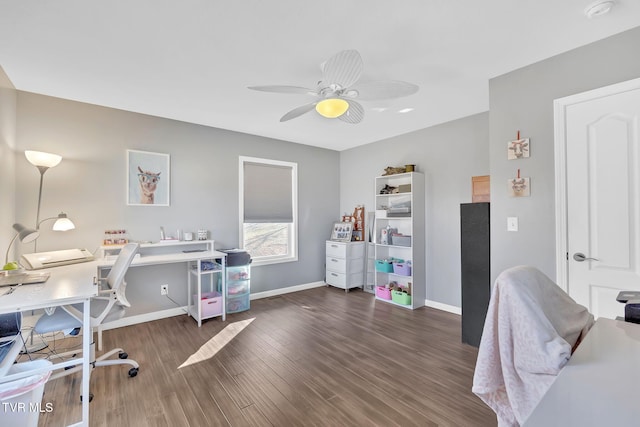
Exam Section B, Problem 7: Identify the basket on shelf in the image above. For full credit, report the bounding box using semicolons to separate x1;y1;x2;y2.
391;290;412;305
375;286;392;300
375;258;404;273
392;261;412;276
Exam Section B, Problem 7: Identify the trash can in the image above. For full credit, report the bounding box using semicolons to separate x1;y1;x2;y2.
0;359;52;427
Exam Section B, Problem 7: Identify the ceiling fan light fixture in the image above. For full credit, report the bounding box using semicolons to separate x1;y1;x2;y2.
315;98;349;118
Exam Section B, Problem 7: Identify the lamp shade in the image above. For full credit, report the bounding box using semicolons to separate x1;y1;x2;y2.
52;213;75;231
5;224;39;265
13;223;40;243
316;98;349;118
25;150;62;168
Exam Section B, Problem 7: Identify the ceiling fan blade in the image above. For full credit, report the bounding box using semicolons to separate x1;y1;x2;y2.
338;100;364;124
249;85;316;95
280;102;317;122
322;50;363;89
349;81;419;101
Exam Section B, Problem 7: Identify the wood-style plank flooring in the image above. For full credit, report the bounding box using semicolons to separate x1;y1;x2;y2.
33;287;496;426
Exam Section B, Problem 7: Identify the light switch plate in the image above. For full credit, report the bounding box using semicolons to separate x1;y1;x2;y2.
507;217;518;231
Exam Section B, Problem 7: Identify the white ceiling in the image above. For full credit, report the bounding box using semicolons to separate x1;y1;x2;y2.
1;1;639;151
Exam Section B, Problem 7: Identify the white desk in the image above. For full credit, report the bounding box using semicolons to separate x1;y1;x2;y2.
0;261;98;427
98;240;227;326
524;318;640;426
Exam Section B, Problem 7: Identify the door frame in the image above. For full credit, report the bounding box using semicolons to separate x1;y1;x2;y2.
553;76;640;294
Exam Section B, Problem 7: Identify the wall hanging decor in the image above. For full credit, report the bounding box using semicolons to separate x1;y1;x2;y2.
507;131;530;159
127;150;170;206
508;169;530;197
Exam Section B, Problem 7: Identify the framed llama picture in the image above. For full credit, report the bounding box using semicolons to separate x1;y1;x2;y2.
127;150;170;206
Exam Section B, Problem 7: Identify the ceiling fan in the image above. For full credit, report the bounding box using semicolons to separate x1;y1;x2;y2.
248;50;419;124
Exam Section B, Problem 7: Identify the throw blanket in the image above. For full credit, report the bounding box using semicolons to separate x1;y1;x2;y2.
472;266;594;426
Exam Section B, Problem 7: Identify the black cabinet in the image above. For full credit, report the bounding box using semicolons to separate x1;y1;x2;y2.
460;202;491;347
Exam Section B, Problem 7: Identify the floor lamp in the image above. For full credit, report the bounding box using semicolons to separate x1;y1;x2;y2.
24;150;75;251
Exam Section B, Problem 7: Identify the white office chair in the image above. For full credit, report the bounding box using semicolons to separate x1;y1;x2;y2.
34;243;140;400
472;266;594;426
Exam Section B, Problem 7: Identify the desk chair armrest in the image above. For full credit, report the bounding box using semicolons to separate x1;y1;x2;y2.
61;304;84;324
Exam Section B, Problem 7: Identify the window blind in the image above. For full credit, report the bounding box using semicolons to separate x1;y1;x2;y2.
243;161;293;223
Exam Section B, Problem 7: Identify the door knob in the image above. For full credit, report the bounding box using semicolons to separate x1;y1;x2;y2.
573;252;599;262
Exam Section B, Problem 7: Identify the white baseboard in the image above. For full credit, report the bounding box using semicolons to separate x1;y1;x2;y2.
250;281;326;300
102;284;458;331
102;306;187;331
425;300;461;316
103;282;326;330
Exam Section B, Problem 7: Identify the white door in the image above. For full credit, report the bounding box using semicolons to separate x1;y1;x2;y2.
556;78;640;319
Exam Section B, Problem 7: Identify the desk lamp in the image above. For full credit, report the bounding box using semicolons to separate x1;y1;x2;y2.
4;223;39;265
24;150;75;251
39;212;75;231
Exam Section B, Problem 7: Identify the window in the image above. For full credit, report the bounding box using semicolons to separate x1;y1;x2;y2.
239;156;297;265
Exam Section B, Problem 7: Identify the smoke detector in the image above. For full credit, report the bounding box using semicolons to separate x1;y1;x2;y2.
584;0;615;18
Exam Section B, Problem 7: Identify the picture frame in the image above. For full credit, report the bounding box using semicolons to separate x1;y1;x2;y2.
507;137;530;159
127;150;170;206
507;177;531;197
330;222;353;242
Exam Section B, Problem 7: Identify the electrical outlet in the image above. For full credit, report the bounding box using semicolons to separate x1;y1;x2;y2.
160;284;169;296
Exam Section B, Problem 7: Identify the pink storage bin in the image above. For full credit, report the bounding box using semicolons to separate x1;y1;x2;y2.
194;291;223;317
393;261;412;276
375;286;392;300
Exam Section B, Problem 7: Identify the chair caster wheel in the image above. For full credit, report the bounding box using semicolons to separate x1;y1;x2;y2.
128;367;139;377
119;352;128;359
80;392;94;403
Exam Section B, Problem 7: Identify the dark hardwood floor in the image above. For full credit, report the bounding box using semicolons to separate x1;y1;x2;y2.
34;286;496;426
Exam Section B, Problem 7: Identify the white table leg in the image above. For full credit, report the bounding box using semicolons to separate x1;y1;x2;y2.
81;297;90;425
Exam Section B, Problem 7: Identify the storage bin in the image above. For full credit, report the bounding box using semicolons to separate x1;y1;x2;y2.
398;184;411;193
219;249;252;266
227;295;250;313
227;281;249;296
227;266;250;281
375;286;392;300
391;234;412;247
193;291;223;317
375;260;394;273
375;258;404;272
391;290;412;305
393;261;412;276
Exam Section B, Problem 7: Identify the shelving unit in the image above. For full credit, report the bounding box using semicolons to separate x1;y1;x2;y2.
373;172;425;309
188;258;226;326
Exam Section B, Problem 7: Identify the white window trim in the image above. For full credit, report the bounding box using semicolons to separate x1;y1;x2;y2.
239;156;298;266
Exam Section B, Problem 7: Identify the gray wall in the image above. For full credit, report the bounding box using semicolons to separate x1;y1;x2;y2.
340;112;490;308
0;66;16;256
13;92;339;316
6;25;640;317
489;26;640;284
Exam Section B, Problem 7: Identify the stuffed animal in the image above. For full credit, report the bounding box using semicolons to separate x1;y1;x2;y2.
379;184;398;194
383;166;406;176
